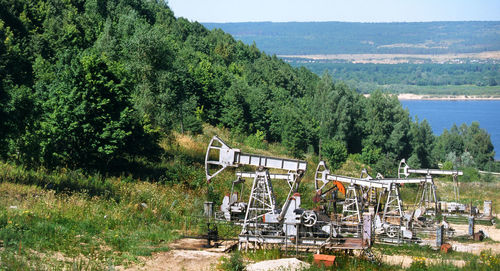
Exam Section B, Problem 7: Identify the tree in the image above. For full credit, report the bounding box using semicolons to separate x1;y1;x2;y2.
462;122;495;168
433;122;494;170
321;140;348;170
408;118;435;168
313;73;364;154
363;90;411;159
24;51;154;168
221;78;251;135
280;105;310;158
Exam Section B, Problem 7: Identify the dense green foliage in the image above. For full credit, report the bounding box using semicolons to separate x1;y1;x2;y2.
0;0;496;175
286;62;500;93
321;139;348;170
433;123;495;170
204;21;500;55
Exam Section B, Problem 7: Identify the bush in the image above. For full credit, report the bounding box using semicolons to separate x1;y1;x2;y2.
373;153;398;177
481;172;494;182
442;161;454;170
461;167;480;182
219;251;245;271
321;140;348;170
162;160;205;189
244;130;267;150
408;257;427;271
361;145;382;166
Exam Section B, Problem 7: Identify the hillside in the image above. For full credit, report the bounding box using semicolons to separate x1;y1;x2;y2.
203;21;500;55
1;0;495;173
204;21;500;95
0;1;500;269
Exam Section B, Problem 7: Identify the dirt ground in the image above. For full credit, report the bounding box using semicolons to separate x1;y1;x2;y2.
116;238;234;271
246;258;310;271
449;222;500;255
118;222;500;271
117;250;224;271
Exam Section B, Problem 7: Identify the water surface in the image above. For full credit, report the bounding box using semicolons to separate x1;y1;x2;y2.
400;100;500;160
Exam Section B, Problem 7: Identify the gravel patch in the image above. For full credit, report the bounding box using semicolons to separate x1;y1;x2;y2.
246;258;310;271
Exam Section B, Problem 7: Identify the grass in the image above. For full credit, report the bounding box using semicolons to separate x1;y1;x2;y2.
436;177;500;213
0;126;499;270
301;253;398;271
0;128;245;269
0;131;216;269
375;243;472;261
0;180;200;269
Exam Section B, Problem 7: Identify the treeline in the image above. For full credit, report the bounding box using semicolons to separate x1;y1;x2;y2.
204;21;500;55
0;0;495;176
287;63;500;91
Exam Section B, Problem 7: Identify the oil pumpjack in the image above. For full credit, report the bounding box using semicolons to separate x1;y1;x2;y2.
204;135;372;251
315;159;465;243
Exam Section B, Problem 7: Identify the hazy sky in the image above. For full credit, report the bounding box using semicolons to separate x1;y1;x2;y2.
167;0;500;23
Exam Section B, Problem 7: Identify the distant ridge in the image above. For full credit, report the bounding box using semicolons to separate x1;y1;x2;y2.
203;21;500;55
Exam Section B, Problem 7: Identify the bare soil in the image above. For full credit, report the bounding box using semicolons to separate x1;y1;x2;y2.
116;238;236;271
397;93;500;100
279;51;500;64
246;258;310;271
117;250;224;271
362;93;500;100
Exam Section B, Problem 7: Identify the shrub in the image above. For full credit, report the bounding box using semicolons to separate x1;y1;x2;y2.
244;130;267;150
408;257;427;271
321;140;348;170
361;145;382;166
461;167;480;182
219;251;245;271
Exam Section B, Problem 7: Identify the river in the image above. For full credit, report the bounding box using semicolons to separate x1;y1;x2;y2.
400;100;500;160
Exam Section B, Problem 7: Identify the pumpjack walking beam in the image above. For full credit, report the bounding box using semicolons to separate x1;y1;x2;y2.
398;159;463;202
315;161;433;224
398;159;463;178
315;161;396;224
205;135;307;182
205;135;307;239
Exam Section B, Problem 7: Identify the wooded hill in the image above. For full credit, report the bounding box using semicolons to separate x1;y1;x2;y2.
205;21;500;94
291;63;500;93
204;21;500;55
0;0;496;175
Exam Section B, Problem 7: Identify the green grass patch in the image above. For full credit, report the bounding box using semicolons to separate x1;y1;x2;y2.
0;178;204;268
374;243;474;261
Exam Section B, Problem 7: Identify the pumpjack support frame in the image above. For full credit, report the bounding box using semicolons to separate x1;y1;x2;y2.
205;136;372;252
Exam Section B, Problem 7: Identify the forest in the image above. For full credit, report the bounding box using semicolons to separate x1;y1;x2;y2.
285;62;500;92
285;62;500;94
0;0;497;178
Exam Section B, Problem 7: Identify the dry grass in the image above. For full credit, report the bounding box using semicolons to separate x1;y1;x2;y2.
437;178;500;213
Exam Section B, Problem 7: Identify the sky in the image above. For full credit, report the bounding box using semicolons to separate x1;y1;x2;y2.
167;0;500;23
